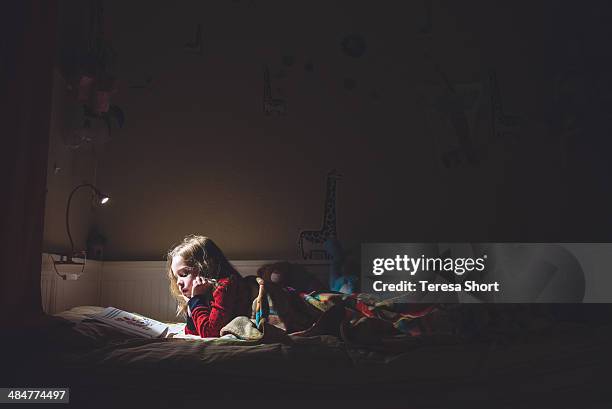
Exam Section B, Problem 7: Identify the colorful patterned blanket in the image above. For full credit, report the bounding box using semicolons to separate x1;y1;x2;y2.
220;282;445;345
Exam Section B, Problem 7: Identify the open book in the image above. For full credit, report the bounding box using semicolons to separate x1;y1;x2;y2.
89;307;169;338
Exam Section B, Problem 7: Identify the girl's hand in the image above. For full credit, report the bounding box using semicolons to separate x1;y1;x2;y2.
191;276;213;298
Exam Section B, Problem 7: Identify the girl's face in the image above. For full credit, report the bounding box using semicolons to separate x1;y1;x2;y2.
172;255;197;300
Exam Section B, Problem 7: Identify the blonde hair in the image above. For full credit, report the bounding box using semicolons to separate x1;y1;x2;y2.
166;235;237;317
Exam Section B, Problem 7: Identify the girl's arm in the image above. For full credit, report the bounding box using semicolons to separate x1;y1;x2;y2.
186;277;237;338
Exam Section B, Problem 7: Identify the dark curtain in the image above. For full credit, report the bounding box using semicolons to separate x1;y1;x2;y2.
0;1;58;325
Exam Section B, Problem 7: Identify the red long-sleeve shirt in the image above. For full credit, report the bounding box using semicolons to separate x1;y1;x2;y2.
185;275;251;338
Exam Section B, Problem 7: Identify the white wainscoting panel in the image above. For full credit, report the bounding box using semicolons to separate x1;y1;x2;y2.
99;261;173;321
43;255;330;323
41;254;102;314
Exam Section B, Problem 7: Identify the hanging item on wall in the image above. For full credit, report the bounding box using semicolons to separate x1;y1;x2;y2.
60;0;125;150
298;170;341;260
64;103;124;149
184;23;204;56
263;65;287;115
67;73;124;146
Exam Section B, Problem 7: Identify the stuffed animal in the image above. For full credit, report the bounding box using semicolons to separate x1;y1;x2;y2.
254;277;268;329
257;261;325;293
324;238;359;294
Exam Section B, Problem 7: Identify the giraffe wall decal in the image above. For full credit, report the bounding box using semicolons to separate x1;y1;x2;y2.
298;170;341;259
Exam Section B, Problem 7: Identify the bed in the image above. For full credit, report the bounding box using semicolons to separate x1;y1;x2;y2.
9;256;611;408
6;301;612;409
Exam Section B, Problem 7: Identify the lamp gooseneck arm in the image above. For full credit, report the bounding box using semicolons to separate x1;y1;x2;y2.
65;183;101;258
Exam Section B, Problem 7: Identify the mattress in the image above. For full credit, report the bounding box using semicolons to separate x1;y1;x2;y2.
6;305;612;408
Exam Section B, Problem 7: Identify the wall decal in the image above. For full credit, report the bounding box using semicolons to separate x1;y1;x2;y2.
184;23;204;56
295;58;380;105
262;35;381;111
298;170;341;259
259;30;380;107
263;65;287;115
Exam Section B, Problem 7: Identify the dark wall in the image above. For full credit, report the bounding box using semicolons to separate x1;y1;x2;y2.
43;1;612;260
43;0;105;256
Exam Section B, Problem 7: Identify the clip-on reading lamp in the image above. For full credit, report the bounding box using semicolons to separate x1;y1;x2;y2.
52;183;110;279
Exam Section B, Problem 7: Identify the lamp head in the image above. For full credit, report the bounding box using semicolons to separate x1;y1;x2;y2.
91;186;110;206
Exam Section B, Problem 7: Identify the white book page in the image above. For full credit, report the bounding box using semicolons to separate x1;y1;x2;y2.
91;307;169;338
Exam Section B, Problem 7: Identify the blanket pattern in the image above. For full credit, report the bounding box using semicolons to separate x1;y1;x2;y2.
220;283;443;345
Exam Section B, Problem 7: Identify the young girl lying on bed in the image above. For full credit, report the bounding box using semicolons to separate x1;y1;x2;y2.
166;234;255;338
167;234;440;342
